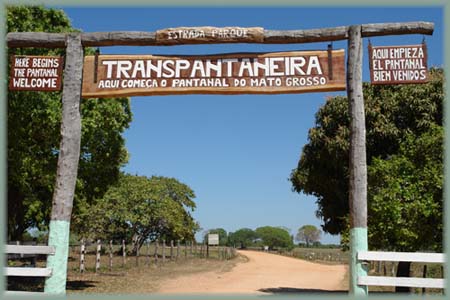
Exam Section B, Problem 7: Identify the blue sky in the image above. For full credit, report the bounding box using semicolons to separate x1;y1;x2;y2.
61;6;443;244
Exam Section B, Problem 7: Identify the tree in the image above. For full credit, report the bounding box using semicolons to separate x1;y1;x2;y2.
7;6;132;240
367;125;443;291
255;226;293;250
73;174;199;252
227;228;258;248
290;69;443;289
296;225;321;247
290;68;443;236
203;228;228;246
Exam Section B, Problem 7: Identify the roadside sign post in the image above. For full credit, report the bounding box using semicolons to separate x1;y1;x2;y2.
6;21;434;295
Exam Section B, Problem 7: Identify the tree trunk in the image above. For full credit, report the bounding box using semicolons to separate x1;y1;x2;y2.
7;186;26;241
395;261;411;293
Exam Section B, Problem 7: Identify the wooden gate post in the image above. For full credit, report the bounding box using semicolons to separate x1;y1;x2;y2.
347;25;368;296
44;33;83;294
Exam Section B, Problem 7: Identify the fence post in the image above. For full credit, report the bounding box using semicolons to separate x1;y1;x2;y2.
109;240;113;271
146;241;150;266
162;239;166;263
136;242;140;267
154;239;159;265
184;241;188;259
122;239;126;268
422;265;428;294
190;240;193;256
177;240;180;260
16;241;23;258
95;239;101;273
170;240;174;261
80;239;85;273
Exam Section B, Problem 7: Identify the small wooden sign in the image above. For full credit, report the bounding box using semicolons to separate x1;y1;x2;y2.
369;43;428;84
156;26;264;45
9;55;63;91
81;50;346;98
208;234;219;246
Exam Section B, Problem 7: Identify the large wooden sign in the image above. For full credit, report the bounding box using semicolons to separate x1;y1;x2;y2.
9;55;63;91
156;26;264;45
81;50;345;97
369;43;428;84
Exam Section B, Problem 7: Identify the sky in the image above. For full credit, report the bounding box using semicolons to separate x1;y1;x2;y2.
60;6;443;244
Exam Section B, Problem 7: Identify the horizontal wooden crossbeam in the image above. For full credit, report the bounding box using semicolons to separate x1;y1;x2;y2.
358;251;445;263
5;267;53;277
5;245;55;255
358;276;444;289
6;21;434;48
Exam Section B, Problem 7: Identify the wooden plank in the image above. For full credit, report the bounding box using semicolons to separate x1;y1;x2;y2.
5;245;55;255
358;276;444;289
4;291;46;295
358;251;445;263
7;22;434;48
81;50;346;98
5;267;52;277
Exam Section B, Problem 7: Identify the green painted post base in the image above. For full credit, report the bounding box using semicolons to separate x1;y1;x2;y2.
350;227;368;296
44;220;71;294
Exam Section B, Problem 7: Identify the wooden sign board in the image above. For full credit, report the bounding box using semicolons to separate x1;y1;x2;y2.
9;55;63;91
156;26;264;45
81;50;345;98
369;44;428;84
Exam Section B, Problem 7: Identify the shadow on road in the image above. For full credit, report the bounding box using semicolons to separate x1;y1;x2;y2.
66;280;98;290
259;287;399;295
259;287;347;294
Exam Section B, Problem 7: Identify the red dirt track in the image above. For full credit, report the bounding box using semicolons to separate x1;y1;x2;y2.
158;250;348;294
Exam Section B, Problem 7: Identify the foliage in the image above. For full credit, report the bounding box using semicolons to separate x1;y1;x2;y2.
255;226;293;250
203;228;228;246
7;6;132;240
227;228;258;248
368;125;443;252
74;174;199;251
290;68;443;253
296;225;321;247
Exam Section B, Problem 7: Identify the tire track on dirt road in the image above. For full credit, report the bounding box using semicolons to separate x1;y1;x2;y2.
157;250;348;294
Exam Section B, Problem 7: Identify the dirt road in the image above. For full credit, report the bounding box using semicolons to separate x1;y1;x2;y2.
158;250;348;294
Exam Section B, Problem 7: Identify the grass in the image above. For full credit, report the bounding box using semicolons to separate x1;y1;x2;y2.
263;247;349;265
367;261;444;295
67;255;243;294
7;245;240;294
